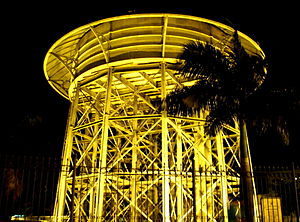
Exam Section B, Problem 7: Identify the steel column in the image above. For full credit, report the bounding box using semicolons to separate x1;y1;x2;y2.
53;86;79;222
95;68;113;221
161;62;171;222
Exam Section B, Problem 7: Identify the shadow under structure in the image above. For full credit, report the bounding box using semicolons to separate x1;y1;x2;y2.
43;13;265;222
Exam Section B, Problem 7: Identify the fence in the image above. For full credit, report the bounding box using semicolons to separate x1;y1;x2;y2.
253;164;300;222
0;155;60;220
0;154;299;221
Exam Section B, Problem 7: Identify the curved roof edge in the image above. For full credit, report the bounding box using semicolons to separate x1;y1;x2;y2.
43;13;265;99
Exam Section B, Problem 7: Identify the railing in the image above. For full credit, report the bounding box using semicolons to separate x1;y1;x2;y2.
253;164;300;222
0;155;60;220
0;154;299;221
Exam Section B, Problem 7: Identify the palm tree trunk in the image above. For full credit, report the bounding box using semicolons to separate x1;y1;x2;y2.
239;119;255;221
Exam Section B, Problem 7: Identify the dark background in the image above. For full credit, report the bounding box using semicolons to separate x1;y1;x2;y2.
1;1;299;164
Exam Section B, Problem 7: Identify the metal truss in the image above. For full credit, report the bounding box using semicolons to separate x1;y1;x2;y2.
52;62;241;222
43;14;265;222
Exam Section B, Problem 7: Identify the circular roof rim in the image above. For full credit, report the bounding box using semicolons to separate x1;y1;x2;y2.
44;13;264;56
43;13;265;99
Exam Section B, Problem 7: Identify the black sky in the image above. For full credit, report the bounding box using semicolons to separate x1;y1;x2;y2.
1;2;299;164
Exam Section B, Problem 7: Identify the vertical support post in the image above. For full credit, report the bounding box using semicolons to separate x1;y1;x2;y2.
192;152;197;221
161;62;170;222
191;110;212;221
216;132;228;222
153;140;159;220
205;139;214;219
95;68;113;221
193;119;208;222
176;121;183;220
89;111;100;222
70;155;77;222
201;110;213;220
54;85;79;222
130;92;138;222
193;132;201;221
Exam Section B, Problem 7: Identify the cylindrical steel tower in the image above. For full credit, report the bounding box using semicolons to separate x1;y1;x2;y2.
44;14;264;222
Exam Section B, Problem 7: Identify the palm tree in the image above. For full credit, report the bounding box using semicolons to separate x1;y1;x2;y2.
166;30;267;221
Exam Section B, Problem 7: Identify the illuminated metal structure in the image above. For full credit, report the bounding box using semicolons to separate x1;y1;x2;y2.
44;14;264;221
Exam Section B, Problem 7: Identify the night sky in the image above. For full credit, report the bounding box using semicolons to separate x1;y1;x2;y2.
1;2;299;164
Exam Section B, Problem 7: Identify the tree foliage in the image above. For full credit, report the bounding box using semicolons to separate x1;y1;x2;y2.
166;31;267;136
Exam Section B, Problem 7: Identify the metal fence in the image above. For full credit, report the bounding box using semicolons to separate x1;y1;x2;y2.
0;155;60;220
0;154;299;221
253;164;300;222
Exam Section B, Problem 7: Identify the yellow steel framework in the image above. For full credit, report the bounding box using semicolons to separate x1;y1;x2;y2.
43;14;264;222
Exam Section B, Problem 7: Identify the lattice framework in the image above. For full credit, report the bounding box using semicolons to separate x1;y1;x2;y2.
43;14;264;222
52;62;241;221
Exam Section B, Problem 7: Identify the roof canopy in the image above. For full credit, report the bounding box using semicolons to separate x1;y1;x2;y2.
43;13;264;99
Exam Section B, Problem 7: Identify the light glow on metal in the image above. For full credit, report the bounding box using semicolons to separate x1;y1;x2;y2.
43;13;264;221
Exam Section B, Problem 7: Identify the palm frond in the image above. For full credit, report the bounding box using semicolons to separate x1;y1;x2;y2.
230;30;267;97
165;86;198;117
205;95;240;136
166;80;220;117
178;41;233;81
167;30;268;136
